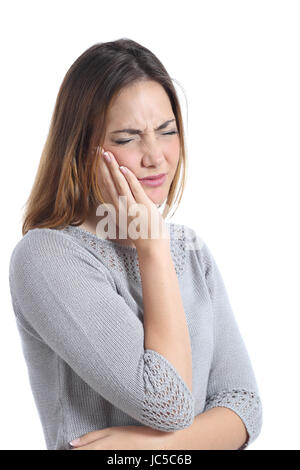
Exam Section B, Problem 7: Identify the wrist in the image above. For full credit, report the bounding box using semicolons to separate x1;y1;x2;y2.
135;238;171;257
167;427;192;450
154;428;190;450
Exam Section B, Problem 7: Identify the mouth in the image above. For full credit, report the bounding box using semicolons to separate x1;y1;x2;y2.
138;173;167;187
138;173;167;181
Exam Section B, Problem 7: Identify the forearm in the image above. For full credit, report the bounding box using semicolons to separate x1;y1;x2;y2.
170;407;248;450
137;241;193;393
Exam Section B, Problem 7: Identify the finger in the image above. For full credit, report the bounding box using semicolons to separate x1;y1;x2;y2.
72;437;111;450
96;147;120;207
103;150;135;199
70;429;109;447
102;150;136;207
118;164;150;204
72;443;96;450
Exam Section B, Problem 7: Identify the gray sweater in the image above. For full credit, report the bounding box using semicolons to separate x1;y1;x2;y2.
8;223;262;450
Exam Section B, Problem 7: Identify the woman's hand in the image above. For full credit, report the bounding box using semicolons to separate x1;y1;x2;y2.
71;425;176;450
95;147;169;250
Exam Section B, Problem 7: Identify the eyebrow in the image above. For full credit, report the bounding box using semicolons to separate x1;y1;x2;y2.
110;119;176;135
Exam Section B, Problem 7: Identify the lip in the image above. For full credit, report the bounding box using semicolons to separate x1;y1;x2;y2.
138;173;167;187
139;173;166;181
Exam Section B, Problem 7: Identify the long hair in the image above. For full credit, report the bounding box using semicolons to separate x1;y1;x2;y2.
22;39;188;236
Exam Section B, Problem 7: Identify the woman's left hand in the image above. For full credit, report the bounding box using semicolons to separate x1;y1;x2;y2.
71;425;176;450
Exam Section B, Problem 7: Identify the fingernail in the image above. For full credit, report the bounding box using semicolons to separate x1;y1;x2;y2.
119;166;128;174
69;437;81;446
103;151;111;162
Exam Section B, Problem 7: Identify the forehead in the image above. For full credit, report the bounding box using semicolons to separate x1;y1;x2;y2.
110;119;176;136
107;81;173;128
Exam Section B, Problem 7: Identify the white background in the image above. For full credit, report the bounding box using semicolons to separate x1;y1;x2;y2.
1;0;299;450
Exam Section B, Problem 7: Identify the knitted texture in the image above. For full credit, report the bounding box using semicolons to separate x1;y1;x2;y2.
8;222;262;450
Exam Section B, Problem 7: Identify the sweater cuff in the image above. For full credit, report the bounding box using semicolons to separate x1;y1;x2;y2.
204;388;262;449
142;349;195;431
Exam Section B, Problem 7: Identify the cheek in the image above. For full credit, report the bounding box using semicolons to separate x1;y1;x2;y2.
107;148;139;173
166;139;180;165
111;148;141;177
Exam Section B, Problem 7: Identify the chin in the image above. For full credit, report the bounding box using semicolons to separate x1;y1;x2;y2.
145;192;165;204
143;182;169;207
152;195;167;208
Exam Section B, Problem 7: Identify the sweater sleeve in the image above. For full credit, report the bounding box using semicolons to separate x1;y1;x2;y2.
198;241;262;449
8;229;195;432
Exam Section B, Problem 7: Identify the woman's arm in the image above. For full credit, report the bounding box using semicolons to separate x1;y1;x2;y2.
138;241;193;393
71;407;247;450
9;229;194;434
171;407;248;450
197;240;263;447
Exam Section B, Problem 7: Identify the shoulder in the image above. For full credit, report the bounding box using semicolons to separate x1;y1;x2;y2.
168;222;216;278
10;227;76;260
167;221;207;252
9;227;101;279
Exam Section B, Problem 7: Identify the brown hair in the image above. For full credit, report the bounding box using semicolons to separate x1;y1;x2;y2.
21;38;188;236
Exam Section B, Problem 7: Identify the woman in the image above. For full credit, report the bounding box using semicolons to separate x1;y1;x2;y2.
8;39;262;450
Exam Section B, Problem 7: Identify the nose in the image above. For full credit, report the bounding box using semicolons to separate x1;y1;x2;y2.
140;141;165;168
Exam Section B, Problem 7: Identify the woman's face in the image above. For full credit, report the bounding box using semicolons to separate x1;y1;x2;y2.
102;80;181;206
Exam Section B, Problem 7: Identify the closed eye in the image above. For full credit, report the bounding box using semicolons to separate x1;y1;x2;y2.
113;130;178;145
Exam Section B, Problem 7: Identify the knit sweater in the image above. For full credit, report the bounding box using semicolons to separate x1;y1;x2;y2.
8;222;262;450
